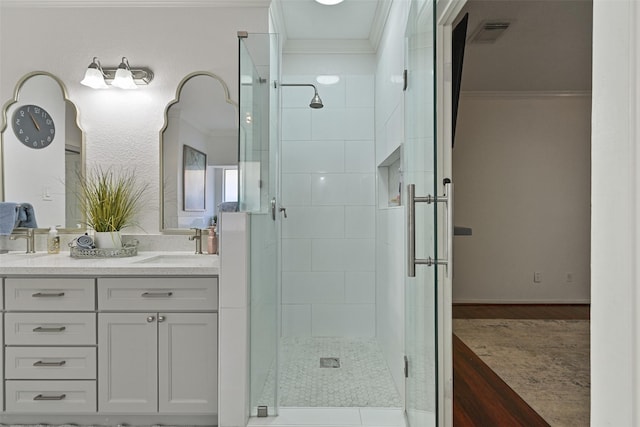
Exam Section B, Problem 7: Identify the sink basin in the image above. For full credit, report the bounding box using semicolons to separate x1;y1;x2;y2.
6;252;51;258
135;254;204;264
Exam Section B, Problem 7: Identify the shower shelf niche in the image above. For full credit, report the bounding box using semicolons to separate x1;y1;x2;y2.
377;146;403;208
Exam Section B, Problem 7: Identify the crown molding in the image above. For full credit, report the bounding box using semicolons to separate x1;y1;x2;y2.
269;0;288;48
1;0;271;7
284;39;375;55
368;0;392;52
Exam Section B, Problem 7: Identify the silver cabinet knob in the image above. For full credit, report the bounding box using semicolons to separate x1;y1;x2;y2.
147;316;155;323
158;316;166;323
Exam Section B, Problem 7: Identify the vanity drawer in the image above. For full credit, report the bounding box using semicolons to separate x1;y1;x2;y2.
98;277;218;311
5;380;96;413
5;313;96;345
6;347;96;380
5;278;95;311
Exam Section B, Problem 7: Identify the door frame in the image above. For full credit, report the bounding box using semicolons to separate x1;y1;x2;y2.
434;1;467;426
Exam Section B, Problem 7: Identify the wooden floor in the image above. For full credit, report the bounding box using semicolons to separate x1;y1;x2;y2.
453;304;589;427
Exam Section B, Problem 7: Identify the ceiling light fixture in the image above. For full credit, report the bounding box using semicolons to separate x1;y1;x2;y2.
80;56;154;89
315;0;345;5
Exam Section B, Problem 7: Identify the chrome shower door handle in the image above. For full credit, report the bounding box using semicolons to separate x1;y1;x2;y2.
445;181;454;278
407;181;452;277
271;198;277;221
408;184;417;278
270;198;288;220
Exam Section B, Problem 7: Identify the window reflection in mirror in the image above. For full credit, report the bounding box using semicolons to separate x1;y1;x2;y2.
1;72;84;229
161;72;238;232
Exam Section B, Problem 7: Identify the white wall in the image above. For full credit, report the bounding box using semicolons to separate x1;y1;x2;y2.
453;94;591;303
591;1;640;425
0;5;269;236
280;54;377;337
374;0;409;401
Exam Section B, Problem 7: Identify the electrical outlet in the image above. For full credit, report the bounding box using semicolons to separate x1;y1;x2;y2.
565;272;574;283
533;272;542;283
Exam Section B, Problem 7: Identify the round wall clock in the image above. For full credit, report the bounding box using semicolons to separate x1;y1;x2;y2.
11;104;56;149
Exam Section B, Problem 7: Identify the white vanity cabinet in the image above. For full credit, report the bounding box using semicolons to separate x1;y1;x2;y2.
97;277;218;415
3;277;97;413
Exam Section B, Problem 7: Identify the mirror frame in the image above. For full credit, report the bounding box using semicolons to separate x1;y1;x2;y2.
0;71;86;233
159;71;239;234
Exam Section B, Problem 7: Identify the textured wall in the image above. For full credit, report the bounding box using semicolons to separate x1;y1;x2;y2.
0;5;269;236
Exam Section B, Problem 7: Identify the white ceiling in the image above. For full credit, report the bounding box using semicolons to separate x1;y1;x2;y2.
273;0;390;53
274;0;592;91
458;0;592;92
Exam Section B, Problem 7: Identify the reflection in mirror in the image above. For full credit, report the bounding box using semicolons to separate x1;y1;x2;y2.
0;72;84;230
161;72;238;232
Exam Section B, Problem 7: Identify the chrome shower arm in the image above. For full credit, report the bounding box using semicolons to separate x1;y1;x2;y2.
276;82;324;109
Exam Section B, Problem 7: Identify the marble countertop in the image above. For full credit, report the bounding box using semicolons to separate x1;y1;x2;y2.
0;251;219;276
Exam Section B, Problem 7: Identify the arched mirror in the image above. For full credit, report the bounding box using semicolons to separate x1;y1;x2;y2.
0;72;84;230
161;72;238;232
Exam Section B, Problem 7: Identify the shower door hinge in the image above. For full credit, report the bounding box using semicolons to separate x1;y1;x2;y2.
404;355;409;378
403;69;408;91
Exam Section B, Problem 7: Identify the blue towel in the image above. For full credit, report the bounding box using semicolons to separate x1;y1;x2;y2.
0;202;19;235
16;203;38;228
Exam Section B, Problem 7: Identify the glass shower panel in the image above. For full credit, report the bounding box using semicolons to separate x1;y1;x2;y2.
239;33;281;415
404;0;438;426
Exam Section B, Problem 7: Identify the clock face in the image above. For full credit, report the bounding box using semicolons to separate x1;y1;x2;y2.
12;104;56;149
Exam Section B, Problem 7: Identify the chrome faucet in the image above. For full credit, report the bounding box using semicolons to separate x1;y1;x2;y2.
10;228;36;253
189;228;203;254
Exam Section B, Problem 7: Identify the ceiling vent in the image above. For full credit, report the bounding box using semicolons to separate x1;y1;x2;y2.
470;20;511;43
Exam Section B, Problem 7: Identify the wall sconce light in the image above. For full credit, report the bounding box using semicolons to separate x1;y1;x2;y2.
80;57;154;89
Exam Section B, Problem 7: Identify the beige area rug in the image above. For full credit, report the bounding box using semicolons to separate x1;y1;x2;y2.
453;319;590;427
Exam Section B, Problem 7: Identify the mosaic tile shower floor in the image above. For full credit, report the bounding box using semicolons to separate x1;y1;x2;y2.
259;337;402;408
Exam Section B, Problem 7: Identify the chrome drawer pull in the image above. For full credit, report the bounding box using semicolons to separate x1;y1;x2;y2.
33;326;67;333
141;291;173;298
32;292;65;298
34;393;66;401
33;360;67;367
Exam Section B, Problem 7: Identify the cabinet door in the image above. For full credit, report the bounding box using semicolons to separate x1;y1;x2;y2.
98;313;157;413
158;313;217;414
0;315;3;409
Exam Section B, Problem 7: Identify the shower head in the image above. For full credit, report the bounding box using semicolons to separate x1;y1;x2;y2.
310;90;324;109
279;83;324;109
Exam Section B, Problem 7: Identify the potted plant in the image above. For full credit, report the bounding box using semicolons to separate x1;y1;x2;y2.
78;167;148;248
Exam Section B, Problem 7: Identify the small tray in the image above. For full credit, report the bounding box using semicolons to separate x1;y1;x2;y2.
70;241;138;259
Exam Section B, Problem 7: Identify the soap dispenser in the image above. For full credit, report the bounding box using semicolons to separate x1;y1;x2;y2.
47;226;60;254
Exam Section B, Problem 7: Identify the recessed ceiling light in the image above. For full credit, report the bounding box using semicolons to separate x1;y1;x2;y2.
315;0;345;5
316;75;340;85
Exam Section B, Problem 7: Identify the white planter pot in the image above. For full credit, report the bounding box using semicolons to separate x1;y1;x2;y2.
94;231;122;249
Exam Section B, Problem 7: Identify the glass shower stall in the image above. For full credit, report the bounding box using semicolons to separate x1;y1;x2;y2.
239;0;443;421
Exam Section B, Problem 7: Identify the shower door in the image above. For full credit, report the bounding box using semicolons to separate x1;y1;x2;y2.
239;32;281;416
404;0;447;426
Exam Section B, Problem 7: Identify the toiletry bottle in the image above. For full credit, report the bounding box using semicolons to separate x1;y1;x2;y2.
47;226;60;254
208;225;218;255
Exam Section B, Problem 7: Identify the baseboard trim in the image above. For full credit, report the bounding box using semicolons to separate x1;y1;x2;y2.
453;299;591;305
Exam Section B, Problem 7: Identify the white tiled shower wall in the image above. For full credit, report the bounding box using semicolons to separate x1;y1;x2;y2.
280;55;377;338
